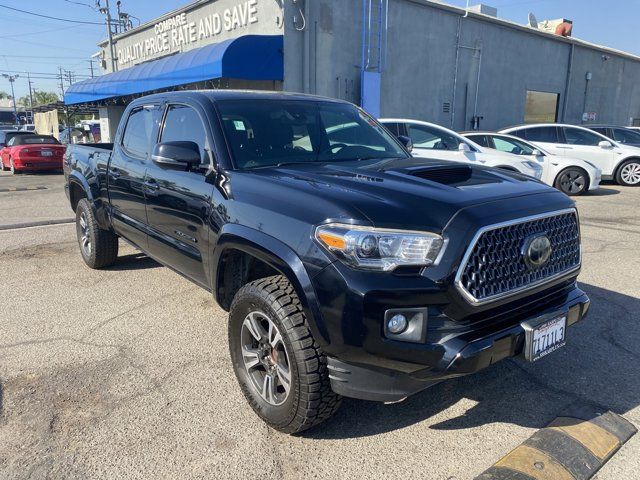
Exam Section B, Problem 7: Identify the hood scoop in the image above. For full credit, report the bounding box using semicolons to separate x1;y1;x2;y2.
407;165;474;185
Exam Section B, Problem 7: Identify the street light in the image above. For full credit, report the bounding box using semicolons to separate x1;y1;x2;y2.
2;74;19;125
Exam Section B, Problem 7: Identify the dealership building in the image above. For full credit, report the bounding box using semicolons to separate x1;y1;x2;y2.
64;0;640;141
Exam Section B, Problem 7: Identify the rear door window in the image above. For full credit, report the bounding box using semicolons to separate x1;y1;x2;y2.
121;106;155;158
466;135;490;148
563;127;602;146
611;128;640;144
408;124;461;150
523;127;559;143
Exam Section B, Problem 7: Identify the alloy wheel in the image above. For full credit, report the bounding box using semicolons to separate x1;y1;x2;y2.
78;211;92;257
559;170;586;194
620;162;640;185
240;310;292;406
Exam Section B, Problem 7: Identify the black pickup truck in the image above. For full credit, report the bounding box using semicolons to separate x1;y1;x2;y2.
64;91;589;433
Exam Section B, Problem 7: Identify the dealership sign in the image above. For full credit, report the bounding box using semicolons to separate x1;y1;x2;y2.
112;0;278;69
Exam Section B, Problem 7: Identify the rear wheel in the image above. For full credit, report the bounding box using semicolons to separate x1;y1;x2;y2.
229;275;341;434
616;159;640;186
554;167;588;196
75;198;119;269
9;158;20;175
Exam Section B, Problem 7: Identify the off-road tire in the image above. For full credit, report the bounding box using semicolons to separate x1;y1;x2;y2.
615;159;640;186
75;198;119;269
229;275;341;434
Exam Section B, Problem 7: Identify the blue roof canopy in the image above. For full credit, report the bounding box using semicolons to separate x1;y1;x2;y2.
65;35;283;105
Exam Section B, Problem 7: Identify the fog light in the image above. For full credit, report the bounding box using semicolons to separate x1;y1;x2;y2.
387;314;408;334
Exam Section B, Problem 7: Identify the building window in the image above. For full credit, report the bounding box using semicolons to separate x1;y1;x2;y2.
524;90;559;124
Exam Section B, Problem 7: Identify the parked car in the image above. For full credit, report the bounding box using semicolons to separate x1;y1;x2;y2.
0;134;65;174
59;127;95;145
500;123;640;186
380;119;543;179
19;124;37;132
64;91;589;433
0;130;34;148
586;125;640;148
462;131;601;196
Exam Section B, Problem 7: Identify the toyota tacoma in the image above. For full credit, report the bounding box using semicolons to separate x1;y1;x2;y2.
64;91;589;433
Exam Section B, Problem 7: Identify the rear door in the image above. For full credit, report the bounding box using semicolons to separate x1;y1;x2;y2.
144;102;216;287
561;127;615;174
108;103;160;249
404;122;466;162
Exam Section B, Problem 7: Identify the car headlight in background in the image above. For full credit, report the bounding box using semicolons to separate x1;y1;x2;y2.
315;224;445;271
523;161;544;179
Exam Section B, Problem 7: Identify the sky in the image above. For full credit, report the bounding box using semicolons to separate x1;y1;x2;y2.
0;0;639;101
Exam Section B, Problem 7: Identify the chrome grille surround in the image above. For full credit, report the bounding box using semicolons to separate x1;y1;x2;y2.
455;208;581;305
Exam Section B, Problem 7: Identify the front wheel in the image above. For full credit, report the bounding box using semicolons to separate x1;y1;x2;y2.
554;167;588;196
616;160;640;186
75;198;119;269
229;275;341;434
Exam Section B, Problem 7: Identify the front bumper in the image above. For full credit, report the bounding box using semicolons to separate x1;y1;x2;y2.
328;287;589;402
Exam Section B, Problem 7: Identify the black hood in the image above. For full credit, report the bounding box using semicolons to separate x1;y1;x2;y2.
231;158;560;232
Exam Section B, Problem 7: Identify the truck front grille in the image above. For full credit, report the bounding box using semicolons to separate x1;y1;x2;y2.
456;210;581;304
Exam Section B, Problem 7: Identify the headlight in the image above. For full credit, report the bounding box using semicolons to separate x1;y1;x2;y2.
315;223;445;271
523;161;543;179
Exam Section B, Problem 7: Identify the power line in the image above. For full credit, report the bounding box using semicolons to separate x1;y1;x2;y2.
0;4;103;25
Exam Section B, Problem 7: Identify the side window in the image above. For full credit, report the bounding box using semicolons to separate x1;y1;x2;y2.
160;104;208;161
612;128;640;144
590;127;608;137
408;124;461;150
524;127;559;143
563;127;601;146
382;122;400;136
121;106;155;158
467;135;490;148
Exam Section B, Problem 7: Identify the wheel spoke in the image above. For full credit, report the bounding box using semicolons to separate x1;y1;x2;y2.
242;346;261;370
262;372;277;404
244;313;266;342
276;364;291;394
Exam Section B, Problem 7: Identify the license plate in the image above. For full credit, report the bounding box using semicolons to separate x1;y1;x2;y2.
41;151;53;156
524;315;566;362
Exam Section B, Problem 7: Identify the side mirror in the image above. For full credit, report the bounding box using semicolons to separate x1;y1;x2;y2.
152;141;201;168
598;140;613;149
458;143;471;152
397;135;413;153
531;149;544;156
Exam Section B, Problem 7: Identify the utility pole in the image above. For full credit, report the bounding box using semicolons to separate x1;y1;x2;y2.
58;67;66;99
27;73;35;123
98;0;118;72
1;74;19;125
88;59;95;78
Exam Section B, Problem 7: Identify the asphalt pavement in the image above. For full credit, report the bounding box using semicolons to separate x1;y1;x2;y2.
0;177;638;479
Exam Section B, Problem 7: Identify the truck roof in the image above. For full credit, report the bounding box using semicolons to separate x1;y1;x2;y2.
134;89;349;105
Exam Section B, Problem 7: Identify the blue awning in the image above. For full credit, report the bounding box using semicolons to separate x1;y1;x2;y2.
64;35;283;105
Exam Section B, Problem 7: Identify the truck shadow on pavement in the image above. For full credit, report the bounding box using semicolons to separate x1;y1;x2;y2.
105;253;162;271
306;283;640;439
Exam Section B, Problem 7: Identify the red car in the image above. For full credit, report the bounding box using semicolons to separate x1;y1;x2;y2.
0;135;66;174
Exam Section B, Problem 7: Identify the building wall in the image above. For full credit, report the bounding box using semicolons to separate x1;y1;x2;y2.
284;0;640;130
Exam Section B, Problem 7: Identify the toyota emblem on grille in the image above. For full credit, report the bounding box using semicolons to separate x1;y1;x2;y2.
522;234;552;269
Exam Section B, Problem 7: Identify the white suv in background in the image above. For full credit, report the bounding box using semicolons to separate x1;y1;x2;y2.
379;119;543;179
500;123;640;186
462;132;601;196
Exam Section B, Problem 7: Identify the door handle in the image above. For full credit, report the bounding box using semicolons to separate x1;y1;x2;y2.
556;146;573;149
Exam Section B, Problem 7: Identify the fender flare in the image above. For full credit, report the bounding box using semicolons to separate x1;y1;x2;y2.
67;171;111;230
211;223;330;346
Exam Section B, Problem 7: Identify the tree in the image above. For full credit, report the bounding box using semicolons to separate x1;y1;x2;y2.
18;91;59;107
0;91;11;100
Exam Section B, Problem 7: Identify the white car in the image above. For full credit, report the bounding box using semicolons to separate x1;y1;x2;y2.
500;123;640;186
379;119;543;180
462;132;601;196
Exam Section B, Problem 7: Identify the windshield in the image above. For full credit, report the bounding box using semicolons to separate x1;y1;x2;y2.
217;100;408;170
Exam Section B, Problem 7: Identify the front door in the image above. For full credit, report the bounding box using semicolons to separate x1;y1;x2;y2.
561;127;615;175
144;103;216;288
108;104;159;249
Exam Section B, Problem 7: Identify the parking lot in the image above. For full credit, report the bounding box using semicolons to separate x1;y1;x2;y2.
0;171;638;479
